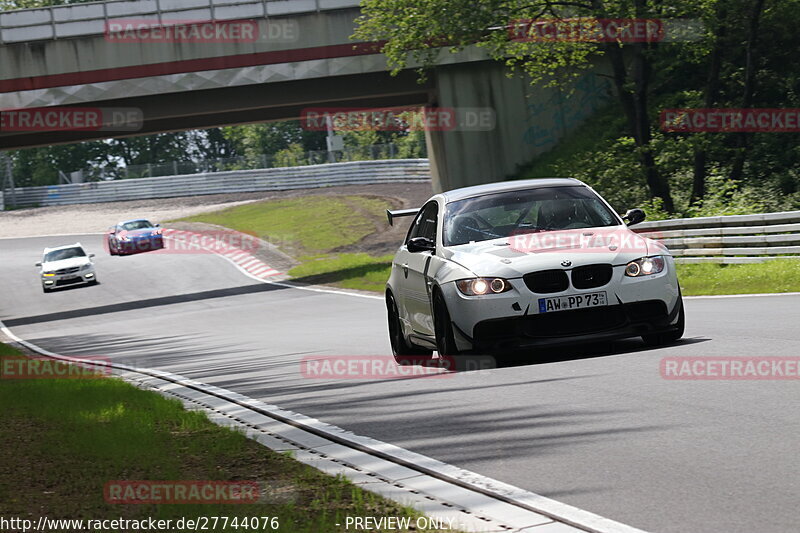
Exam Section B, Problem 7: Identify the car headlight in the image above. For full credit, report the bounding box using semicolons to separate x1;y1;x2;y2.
456;277;513;296
81;264;92;271
42;272;55;277
625;256;666;277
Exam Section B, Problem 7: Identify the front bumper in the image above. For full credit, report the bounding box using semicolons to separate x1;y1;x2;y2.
441;262;681;351
42;270;95;288
118;236;164;253
470;299;680;352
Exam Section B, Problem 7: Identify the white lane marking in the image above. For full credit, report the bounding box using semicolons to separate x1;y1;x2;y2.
214;252;383;300
684;291;800;299
0;320;648;533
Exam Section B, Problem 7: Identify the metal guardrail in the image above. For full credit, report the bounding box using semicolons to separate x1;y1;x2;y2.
3;159;430;208
0;0;360;44
634;211;800;263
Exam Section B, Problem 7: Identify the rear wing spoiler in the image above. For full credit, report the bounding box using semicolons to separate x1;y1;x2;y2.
386;208;420;226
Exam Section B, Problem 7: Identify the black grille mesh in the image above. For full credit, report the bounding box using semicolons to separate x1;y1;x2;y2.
523;269;569;293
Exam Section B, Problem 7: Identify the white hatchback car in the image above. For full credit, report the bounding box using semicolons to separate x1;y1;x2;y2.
386;179;684;359
37;243;98;293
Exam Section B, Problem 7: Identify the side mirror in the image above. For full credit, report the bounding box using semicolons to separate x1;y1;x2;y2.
623;208;646;226
407;237;435;253
35;262;42;267
154;223;161;227
89;254;96;258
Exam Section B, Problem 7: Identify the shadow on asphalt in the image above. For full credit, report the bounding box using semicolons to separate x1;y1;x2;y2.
490;336;712;369
3;282;288;327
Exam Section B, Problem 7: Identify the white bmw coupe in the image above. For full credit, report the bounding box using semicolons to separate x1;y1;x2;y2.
386;178;684;359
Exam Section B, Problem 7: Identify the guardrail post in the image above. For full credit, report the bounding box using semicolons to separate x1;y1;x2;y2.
1;152;17;209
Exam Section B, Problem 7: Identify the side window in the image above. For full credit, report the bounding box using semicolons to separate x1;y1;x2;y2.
406;202;439;243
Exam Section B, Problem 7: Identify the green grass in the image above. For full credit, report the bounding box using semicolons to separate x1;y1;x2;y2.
676;260;800;296
178;195;391;256
289;253;393;292
0;344;454;531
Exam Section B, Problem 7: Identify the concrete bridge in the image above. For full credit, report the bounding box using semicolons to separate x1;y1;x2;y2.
0;0;613;192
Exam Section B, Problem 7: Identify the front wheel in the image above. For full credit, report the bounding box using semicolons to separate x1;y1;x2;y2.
642;297;685;346
433;291;460;356
387;293;432;363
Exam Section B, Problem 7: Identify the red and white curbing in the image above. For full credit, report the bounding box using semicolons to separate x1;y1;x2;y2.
162;229;282;279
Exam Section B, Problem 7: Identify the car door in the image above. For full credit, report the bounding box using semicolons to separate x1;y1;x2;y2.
402;201;439;337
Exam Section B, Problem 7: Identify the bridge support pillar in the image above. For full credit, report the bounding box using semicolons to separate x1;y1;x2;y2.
425;60;613;193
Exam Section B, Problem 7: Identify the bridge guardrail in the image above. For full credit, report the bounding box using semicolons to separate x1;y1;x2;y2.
633;211;800;264
3;159;430;208
0;0;361;44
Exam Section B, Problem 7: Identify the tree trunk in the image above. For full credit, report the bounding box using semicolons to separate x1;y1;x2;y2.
605;41;675;212
691;4;728;204
728;0;766;183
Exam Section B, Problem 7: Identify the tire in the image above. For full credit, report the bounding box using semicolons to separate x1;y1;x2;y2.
109;241;118;256
642;297;685;346
433;290;461;356
89;278;99;286
386;292;432;364
42;286;50;294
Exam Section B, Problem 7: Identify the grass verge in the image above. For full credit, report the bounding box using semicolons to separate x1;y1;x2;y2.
0;343;452;532
288;254;393;292
178;195;390;257
676;260;800;296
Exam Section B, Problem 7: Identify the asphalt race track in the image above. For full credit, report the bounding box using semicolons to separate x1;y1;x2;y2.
2;234;798;533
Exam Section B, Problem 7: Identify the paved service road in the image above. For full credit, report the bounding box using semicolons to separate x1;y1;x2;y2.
2;234;798;533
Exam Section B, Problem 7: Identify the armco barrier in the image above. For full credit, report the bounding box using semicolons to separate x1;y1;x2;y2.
634;211;800;263
3;159;431;208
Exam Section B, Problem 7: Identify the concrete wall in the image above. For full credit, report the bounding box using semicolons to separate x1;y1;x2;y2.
425;60;614;192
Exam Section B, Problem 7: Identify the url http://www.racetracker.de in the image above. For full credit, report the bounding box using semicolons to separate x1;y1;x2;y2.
0;515;281;532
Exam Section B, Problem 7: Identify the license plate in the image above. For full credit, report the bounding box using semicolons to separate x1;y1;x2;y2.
538;291;607;313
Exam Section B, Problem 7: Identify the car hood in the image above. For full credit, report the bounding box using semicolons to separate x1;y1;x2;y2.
441;227;666;278
42;257;91;271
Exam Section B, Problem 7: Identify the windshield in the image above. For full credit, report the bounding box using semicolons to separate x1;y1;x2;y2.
44;247;86;262
121;220;154;231
444;186;620;246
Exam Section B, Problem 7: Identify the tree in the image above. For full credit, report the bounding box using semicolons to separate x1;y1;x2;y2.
354;0;709;212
